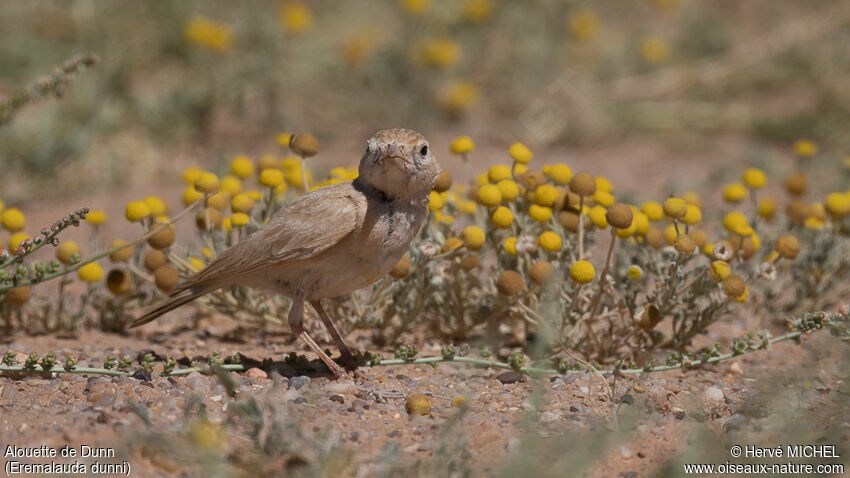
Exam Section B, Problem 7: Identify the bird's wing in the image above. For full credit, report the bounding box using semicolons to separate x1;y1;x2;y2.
182;181;365;289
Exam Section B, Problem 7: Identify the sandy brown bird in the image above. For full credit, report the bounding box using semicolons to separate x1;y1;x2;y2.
130;129;440;376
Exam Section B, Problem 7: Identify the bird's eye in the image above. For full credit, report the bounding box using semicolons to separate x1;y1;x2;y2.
419;145;428;156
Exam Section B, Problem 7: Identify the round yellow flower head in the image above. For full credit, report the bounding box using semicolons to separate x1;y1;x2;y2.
542;163;572;185
593;190;614;207
708;260;731;282
722;211;747;233
595;176;613;193
508;142;532;164
206;192;228;210
194;172;220;194
641;36;670;64
108;239;132;262
731;222;754;237
231;193;255;213
528;261;553;285
742;168;766;189
735;286;748;302
259;168;285;188
569;172;596;197
476;184;502;207
245;190;264;201
514;163;528;175
683;191;702;208
682;205;702;225
78;262;104;283
441;236;464;253
785;172;807;196
722;183;747;203
570;260;595;284
491;206;513;228
457;198;477;215
793;139;817;157
721;274;746;298
568;9;598;41
757;197;777;220
488;164;513;183
534;184;559;207
1;207;26;232
615;220;638;238
56;241;80;264
428;190;445;211
588;205;608;228
181;166;204;184
539;231;562;251
183;185;204;206
231;212;251;227
662;224;678;244
143;196;168;217
86;210;107;225
775;234;800;259
230;156;255;179
125;201;151;222
434;211;454;224
276;132;293;147
825;192;850;218
662;197;687;219
189;257;206;271
641;201;664;222
529;204;553;222
462;226;486;251
627;265;642;279
503;236;518;255
633;211;650;236
280;2;314;34
220;175;243;195
496;179;519;201
450;136;475;154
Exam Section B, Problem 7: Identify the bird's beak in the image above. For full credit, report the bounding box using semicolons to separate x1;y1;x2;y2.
382;143;409;165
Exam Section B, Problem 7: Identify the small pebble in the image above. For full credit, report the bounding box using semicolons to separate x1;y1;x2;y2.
244;368;267;379
329;394;344;403
703;386;724;404
729;362;743;375
496;371;525;384
289;376;310;390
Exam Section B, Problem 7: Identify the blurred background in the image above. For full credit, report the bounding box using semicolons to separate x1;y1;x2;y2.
2;0;850;205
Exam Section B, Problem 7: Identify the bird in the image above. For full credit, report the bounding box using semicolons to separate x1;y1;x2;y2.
129;129;440;377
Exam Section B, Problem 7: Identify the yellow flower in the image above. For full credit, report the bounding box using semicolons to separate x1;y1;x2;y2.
279;2;313;34
231;193;255;213
539;231;562;251
462;226;486;251
735;287;749;302
476;184;502;207
1;207;26;232
570;260;595;284
183;185;204;206
633;211;650;236
568;9;598;41
662;224;678;244
615;220;638;238
508;142;533;164
194;172;220;194
683;191;702;207
56;241;80;264
595;176;613;193
722;211;748;234
245;190;264;201
219;175;243;196
434;211;454;223
793;139;817;157
457;198;477;215
825;192;850;218
428;191;444;211
463;0;491;22
259;168;285;188
708;260;731;282
641;36;670;64
450;136;475;154
330;167;358;181
542;163;572;185
593;190;614;207
491;206;513;228
78;262;104;283
276;133;293;147
722;182;747;203
757;197;777;220
662;197;687;219
143;196;168;217
503;236;517;255
281;156;313;188
401;0;429;14
181;166;204;184
588;205;608;228
529;204;553;222
496;179;519;201
420;38;461;67
488;165;512;183
534;184;559;207
229;156;254;179
86;210;107;225
342;26;384;66
125;201;151;222
8;232;29;253
731;222;754;237
189;257;206;271
627;266;642;279
742;168;766;189
230;212;251;227
437;79;478;112
185;16;233;52
641;201;664;222
682;205;702;225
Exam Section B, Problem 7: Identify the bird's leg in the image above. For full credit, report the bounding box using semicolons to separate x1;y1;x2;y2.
310;300;357;371
288;297;345;377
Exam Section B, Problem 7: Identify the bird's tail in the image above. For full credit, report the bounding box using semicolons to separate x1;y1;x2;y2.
128;286;212;329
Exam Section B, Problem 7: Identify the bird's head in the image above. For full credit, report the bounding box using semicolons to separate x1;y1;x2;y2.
356;128;440;205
